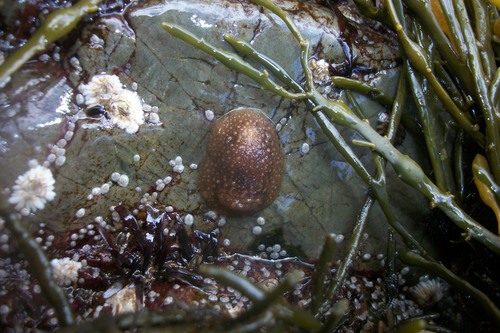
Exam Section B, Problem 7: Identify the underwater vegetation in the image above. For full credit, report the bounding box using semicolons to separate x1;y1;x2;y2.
1;0;500;332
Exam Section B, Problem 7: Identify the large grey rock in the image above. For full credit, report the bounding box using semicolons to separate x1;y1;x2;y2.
0;0;429;261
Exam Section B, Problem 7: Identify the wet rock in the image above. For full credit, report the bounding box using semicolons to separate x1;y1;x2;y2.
0;0;428;260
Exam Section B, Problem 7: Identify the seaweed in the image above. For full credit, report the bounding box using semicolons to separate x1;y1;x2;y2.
161;0;500;329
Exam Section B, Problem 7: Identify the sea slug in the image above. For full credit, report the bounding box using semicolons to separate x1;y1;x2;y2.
199;108;284;215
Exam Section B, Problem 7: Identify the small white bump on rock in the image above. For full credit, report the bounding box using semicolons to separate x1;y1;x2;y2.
256;217;265;225
204;110;215;121
64;131;74;141
117;175;129;187
184;214;194;226
47;154;56;163
173;165;184;174
148;113;160;124
252;226;262;235
55;156;66;166
57;139;67;148
75;208;85;218
111;172;121;182
334;234;344;243
91;187;101;196
100;183;111;194
301;142;310;154
75;94;85;105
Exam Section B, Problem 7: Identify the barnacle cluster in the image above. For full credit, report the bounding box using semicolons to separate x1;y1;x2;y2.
78;74;144;133
309;58;331;83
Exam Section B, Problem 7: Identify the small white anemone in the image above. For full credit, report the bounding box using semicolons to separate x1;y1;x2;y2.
409;278;448;307
78;74;144;133
8;160;56;215
78;74;124;106
50;257;82;286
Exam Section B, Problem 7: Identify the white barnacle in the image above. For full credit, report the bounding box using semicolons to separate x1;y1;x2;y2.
172;156;185;173
217;217;226;227
301;142;310;154
75;208;85;218
148;112;160;124
204;109;215;121
108;89;144;134
75;93;85;105
334;233;345;243
91;187;102;196
117;174;129;187
8;161;56;215
55;156;66;166
252;226;262;235
184;214;194;226
101;183;111;194
50;257;82;286
111;172;121;182
173;164;185;174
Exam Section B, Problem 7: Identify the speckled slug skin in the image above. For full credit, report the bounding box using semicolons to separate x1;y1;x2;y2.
199;108;284;215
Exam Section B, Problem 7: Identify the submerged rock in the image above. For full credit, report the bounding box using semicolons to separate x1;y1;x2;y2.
0;0;428;261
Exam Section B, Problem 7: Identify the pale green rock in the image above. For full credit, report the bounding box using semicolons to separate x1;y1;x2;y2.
0;0;429;262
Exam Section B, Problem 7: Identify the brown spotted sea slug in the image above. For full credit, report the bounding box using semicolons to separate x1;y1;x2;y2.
199;108;284;215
